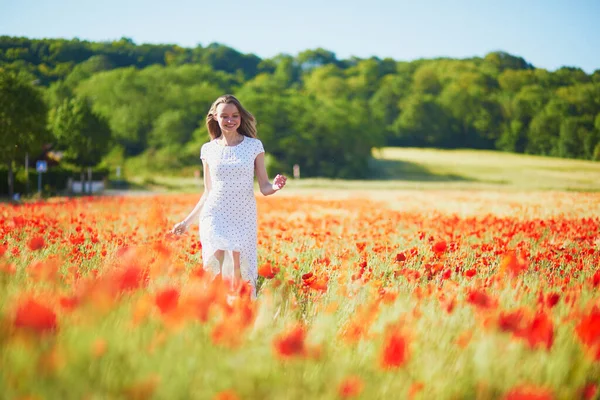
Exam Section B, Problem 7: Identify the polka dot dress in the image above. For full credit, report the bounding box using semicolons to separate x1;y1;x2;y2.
199;136;264;297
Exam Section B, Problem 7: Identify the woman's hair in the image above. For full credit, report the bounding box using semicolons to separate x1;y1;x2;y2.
206;94;257;139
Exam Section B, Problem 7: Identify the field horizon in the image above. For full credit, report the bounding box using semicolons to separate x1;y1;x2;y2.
119;147;600;195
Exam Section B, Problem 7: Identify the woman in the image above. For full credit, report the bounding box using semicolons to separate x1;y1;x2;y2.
172;94;287;298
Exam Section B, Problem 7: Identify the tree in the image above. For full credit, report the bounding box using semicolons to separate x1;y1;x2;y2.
526;111;560;156
483;51;533;72
148;110;196;148
345;58;385;100
296;48;340;72
498;70;536;93
439;71;500;148
557;115;596;159
5;35;599;170
369;74;410;144
0;70;49;197
49;97;112;193
393;94;453;147
412;65;442;95
77;65;230;156
303;64;347;99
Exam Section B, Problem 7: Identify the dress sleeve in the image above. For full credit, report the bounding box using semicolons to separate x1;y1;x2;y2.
200;142;208;161
254;139;265;159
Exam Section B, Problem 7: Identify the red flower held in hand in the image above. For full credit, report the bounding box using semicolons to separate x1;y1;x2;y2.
27;236;45;251
14;297;57;333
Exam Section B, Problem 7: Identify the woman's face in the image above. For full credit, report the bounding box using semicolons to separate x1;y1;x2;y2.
214;102;241;134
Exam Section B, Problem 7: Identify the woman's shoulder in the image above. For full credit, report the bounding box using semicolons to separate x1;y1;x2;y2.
245;136;261;144
200;140;217;158
246;137;264;147
247;137;264;152
202;139;219;149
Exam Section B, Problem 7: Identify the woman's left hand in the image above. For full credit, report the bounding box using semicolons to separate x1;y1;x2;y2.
272;174;287;191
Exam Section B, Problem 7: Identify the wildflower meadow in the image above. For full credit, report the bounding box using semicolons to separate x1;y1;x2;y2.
1;190;599;399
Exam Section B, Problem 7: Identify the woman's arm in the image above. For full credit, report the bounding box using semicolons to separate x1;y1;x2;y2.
172;160;211;234
255;153;287;196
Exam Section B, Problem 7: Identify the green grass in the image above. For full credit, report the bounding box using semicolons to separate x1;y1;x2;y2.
117;148;600;193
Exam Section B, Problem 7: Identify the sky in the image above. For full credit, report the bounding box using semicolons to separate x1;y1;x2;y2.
1;0;599;73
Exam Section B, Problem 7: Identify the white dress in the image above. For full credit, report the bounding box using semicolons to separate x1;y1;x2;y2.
199;136;264;297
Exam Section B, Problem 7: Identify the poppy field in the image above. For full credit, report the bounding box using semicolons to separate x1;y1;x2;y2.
1;190;599;399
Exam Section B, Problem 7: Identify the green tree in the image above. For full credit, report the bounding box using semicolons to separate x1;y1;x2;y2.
439;71;500;148
526;111;560;155
296;48;340;72
77;64;229;156
498;69;536;93
148;110;197;148
483;51;533;73
303;64;347;99
412;65;442;95
557;115;596;159
497;85;548;152
345;58;385;100
594;113;600;160
394;94;453;147
369;74;410;144
0;70;49;197
49;97;112;193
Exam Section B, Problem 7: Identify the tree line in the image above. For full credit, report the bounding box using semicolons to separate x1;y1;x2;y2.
1;36;599;195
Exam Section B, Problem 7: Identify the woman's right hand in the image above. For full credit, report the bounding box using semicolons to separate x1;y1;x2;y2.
171;221;189;235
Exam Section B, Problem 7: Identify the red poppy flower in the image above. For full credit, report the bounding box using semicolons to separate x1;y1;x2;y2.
338;376;364;398
155;287;179;314
258;262;279;279
466;289;496;310
575;308;600;360
395;252;407;262
27;236;45;251
380;329;409;369
499;251;528;278
524;312;554;351
432;240;447;255
503;385;553;400
115;266;149;292
14;297;57;333
273;324;306;359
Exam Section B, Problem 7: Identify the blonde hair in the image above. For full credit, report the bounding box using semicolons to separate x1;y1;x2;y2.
206;94;257;140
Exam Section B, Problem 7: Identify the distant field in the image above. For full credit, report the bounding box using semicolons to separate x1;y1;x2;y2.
121;147;600;193
367;147;600;191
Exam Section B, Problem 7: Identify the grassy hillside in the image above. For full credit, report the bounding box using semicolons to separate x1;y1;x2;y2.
121;148;600;193
367;147;600;190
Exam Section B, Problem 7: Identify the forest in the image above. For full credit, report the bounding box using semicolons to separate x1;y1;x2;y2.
1;36;599;195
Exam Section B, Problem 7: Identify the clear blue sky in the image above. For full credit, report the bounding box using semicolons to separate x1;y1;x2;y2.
1;0;599;73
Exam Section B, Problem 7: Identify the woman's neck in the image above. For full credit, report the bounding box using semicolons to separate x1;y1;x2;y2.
220;130;243;145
